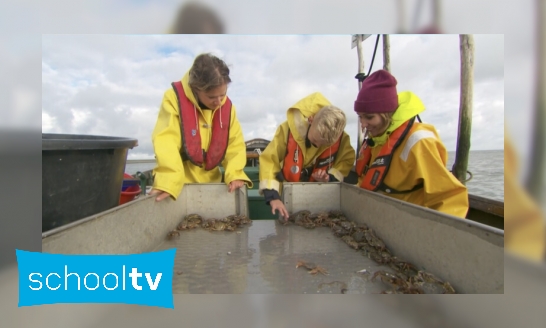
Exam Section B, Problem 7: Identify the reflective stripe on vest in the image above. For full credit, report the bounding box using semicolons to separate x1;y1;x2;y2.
355;117;422;193
282;131;342;182
171;81;232;170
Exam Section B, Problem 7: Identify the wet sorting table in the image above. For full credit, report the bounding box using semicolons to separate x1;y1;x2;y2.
42;183;504;294
154;220;388;294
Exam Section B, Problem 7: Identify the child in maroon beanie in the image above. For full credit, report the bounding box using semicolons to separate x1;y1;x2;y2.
354;69;468;218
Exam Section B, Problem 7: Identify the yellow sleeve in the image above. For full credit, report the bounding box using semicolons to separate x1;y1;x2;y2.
221;105;252;188
258;123;289;193
504;132;545;261
329;132;356;182
407;137;469;218
151;90;185;199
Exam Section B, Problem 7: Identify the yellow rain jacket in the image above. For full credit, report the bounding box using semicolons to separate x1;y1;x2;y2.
152;71;251;199
504;129;545;261
259;92;356;194
358;92;469;218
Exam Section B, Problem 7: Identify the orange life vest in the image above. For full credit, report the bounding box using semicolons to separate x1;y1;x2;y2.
171;81;232;171
282;131;342;182
355;117;423;194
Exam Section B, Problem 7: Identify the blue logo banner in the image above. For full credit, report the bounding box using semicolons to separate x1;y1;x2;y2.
16;249;176;308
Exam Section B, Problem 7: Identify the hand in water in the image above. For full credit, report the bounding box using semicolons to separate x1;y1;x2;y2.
270;199;289;220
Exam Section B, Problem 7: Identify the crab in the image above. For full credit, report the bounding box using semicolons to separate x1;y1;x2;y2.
308;266;329;275
224;224;236;232
361;243;376;256
341;235;360;250
201;219;215;230
211;220;227;231
291;211;316;229
177;213;202;230
289;210;311;223
300;217;316;229
339;220;355;232
331;224;350;237
184;213;203;222
236;215;252;225
166;230;181;240
408;270;455;294
176;221;188;230
415;270;443;284
296;260;312;269
371;270;409;291
364;229;386;250
442;282;456;294
390;259;419;278
351;230;367;243
309;211;329;226
296;260;329;276
328;210;344;218
368;249;391;265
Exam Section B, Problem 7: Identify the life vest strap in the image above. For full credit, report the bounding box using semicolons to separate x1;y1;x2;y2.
377;182;424;194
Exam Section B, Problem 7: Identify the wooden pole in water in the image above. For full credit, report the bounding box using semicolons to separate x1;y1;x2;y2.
452;35;474;185
383;35;391;72
525;0;546;201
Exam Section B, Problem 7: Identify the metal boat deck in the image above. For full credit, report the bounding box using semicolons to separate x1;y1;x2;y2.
154;220;396;294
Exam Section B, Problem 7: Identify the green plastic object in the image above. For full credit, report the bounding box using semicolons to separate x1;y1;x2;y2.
248;189;277;220
136;171;148;195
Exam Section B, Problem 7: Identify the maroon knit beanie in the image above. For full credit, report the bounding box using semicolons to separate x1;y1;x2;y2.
354;69;398;113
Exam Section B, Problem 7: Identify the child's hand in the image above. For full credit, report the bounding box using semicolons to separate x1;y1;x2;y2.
149;188;171;202
311;169;329;182
270;199;289;220
228;180;245;193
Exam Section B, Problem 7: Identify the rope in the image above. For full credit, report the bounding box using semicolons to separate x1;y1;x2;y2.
464;170;473;182
355;34;381;82
367;34;381;77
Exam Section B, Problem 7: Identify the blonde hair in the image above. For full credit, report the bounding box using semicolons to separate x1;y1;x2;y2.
189;53;231;92
313;105;347;144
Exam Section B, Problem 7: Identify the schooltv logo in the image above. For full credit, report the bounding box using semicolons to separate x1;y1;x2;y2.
16;249;176;308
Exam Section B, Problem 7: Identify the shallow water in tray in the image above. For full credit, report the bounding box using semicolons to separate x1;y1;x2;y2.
153;220;399;294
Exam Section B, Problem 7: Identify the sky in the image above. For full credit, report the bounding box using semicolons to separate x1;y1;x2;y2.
42;34;504;159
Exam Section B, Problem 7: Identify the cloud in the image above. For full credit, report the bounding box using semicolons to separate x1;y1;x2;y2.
42;34;504;157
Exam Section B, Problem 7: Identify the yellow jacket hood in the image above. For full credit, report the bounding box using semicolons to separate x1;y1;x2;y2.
286;92;332;145
258;92;355;193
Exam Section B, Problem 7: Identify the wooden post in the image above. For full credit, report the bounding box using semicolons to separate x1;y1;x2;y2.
452;35;474;185
356;35;365;90
356;35;365;155
382;35;391;72
525;0;546;200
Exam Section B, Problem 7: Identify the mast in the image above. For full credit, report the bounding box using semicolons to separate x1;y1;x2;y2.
356;34;365;155
382;35;391;72
352;34;372;155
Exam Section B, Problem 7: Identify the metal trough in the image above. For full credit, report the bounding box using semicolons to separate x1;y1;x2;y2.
42;182;503;294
